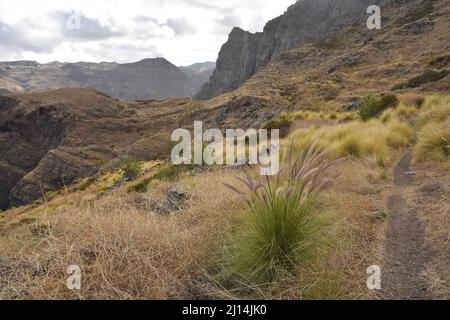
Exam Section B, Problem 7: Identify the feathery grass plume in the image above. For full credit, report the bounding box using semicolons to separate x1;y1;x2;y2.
224;141;342;284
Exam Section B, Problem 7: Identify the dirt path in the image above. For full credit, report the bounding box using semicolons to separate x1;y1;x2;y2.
381;151;430;300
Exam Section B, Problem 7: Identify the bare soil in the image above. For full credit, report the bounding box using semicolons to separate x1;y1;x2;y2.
381;151;430;300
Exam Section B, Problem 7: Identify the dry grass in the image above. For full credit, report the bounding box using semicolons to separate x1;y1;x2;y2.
0;151;390;300
3;98;444;300
412;162;450;299
288;116;413;167
398;93;424;107
0;171;245;300
291;111;356;122
268;160;389;299
415;95;450;165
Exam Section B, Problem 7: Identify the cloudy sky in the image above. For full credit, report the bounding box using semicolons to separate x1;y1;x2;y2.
0;0;295;66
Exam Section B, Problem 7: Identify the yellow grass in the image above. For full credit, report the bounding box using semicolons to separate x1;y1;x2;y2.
415;95;450;165
288;116;413;166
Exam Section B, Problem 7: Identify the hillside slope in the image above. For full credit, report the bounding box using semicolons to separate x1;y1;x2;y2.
206;0;450;111
0;89;215;210
196;0;439;99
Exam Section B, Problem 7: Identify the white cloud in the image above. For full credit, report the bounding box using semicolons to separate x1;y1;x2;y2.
0;0;295;65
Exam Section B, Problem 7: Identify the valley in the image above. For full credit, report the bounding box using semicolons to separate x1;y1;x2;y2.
0;0;449;301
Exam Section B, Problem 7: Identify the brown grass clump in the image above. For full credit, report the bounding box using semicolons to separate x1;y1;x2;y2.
398;93;425;107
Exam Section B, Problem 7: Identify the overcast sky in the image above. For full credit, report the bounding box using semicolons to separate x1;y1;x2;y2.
0;0;295;66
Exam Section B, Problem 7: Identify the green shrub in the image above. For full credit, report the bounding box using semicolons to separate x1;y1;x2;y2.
263;114;292;138
358;96;383;121
224;142;341;284
153;164;190;181
121;161;143;180
358;95;399;122
380;94;399;110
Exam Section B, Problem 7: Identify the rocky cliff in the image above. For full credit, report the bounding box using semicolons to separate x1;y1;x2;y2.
0;89;201;209
195;0;423;100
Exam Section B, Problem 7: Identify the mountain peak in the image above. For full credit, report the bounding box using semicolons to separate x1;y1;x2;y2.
195;0;388;100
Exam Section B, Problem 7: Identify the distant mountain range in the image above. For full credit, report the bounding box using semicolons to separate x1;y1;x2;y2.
0;58;215;100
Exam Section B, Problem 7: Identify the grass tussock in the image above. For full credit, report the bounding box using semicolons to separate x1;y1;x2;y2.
289;116;413;166
291;110;356;122
415;95;450;164
222;142;341;285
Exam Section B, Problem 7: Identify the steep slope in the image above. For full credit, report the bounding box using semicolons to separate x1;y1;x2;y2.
195;0;427;99
0;89;217;209
0;58;214;101
206;0;449;111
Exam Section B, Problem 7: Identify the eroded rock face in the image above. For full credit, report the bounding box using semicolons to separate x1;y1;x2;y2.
214;96;278;129
0;88;218;210
195;0;421;100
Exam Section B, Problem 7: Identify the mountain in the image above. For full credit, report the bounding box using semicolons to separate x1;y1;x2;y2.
195;0;424;100
0;89;206;209
209;0;449;110
0;58;215;101
1;0;449;210
179;62;216;91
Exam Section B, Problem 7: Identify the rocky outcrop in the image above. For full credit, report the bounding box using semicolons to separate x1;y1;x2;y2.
0;58;215;101
195;0;423;100
214;96;278;129
196;28;263;100
0;88;220;210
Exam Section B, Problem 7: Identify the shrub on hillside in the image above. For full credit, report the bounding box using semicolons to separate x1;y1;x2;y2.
128;178;152;193
358;95;398;121
263;114;292;138
358;96;383;121
121;161;143;180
